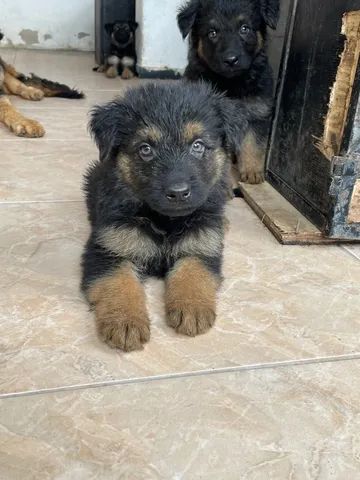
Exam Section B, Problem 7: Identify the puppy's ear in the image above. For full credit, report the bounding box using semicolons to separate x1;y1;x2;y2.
177;0;201;39
104;23;114;35
130;21;139;31
89;101;126;162
260;0;280;29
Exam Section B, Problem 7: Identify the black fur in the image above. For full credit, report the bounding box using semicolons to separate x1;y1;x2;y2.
81;82;251;289
19;73;84;99
177;0;280;183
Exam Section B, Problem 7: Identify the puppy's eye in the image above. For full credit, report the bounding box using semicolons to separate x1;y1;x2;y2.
240;25;250;34
191;139;205;156
139;143;154;160
208;30;217;39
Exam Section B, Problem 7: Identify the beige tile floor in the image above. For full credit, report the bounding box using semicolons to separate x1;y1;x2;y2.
0;50;360;479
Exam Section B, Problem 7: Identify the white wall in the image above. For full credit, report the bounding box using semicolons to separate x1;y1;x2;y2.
0;0;94;51
136;0;187;73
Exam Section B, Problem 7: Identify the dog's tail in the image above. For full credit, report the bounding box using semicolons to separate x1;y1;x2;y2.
18;73;84;99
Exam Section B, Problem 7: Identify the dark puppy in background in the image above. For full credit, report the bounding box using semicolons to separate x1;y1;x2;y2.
82;82;250;352
178;0;280;184
94;21;138;79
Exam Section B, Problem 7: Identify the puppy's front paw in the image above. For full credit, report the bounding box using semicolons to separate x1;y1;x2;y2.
239;169;265;184
121;67;135;80
11;117;45;137
167;304;216;337
98;314;150;352
105;66;118;79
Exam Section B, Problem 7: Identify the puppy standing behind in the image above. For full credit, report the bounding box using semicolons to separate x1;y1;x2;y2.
93;21;138;80
178;0;280;184
81;82;250;352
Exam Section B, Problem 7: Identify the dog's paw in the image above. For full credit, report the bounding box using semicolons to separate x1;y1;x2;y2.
21;87;44;101
11;118;45;138
121;67;135;80
167;304;216;337
239;169;265;184
98;315;150;352
93;65;105;73
105;66;118;79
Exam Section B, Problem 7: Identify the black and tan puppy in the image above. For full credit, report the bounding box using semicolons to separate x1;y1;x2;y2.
178;0;280;184
93;21;138;80
81;82;249;351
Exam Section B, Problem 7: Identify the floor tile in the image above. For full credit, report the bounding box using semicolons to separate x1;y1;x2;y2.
1;199;360;395
343;245;360;261
1;360;360;479
0;140;97;202
0;47;16;65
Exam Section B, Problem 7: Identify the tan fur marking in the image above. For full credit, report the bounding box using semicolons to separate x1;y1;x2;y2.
166;257;219;337
4;62;19;78
98;226;160;263
105;66;118;78
198;39;207;63
4;72;44;101
121;67;135;80
117;153;135;185
237;129;265;184
137;125;163;143
173;227;223;258
0;95;45;137
256;32;264;52
87;262;150;351
236;15;247;23
183;121;204;142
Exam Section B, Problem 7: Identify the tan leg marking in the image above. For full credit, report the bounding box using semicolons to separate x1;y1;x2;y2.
4;72;44;100
105;66;118;78
4;62;20;78
121;67;135;80
0;96;45;137
237;129;265;184
87;262;150;352
166;257;219;337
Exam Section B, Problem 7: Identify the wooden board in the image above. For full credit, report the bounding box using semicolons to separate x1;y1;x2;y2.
239;182;341;245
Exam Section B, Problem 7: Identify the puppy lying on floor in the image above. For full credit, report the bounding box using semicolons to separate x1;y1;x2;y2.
81;82;251;351
0;31;84;137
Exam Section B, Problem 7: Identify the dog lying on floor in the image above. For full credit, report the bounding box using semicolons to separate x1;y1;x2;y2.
93;21;138;80
0;31;84;137
177;0;280;184
81;81;253;351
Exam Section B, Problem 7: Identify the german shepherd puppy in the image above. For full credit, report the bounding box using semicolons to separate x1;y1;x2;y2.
93;21;138;80
178;0;280;184
0;31;84;137
81;82;250;351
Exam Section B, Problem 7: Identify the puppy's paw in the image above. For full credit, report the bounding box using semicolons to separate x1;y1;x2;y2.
167;305;216;337
11;117;45;138
105;66;118;79
239;169;265;184
98;315;150;352
21;87;44;101
93;65;106;73
121;67;135;80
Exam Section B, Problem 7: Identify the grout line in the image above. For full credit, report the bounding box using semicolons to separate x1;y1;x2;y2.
0;199;83;205
2;352;360;400
341;245;360;262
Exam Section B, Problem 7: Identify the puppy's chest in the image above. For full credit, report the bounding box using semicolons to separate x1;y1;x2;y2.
97;218;223;274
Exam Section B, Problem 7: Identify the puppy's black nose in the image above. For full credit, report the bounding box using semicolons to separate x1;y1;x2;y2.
224;56;239;67
166;183;191;202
